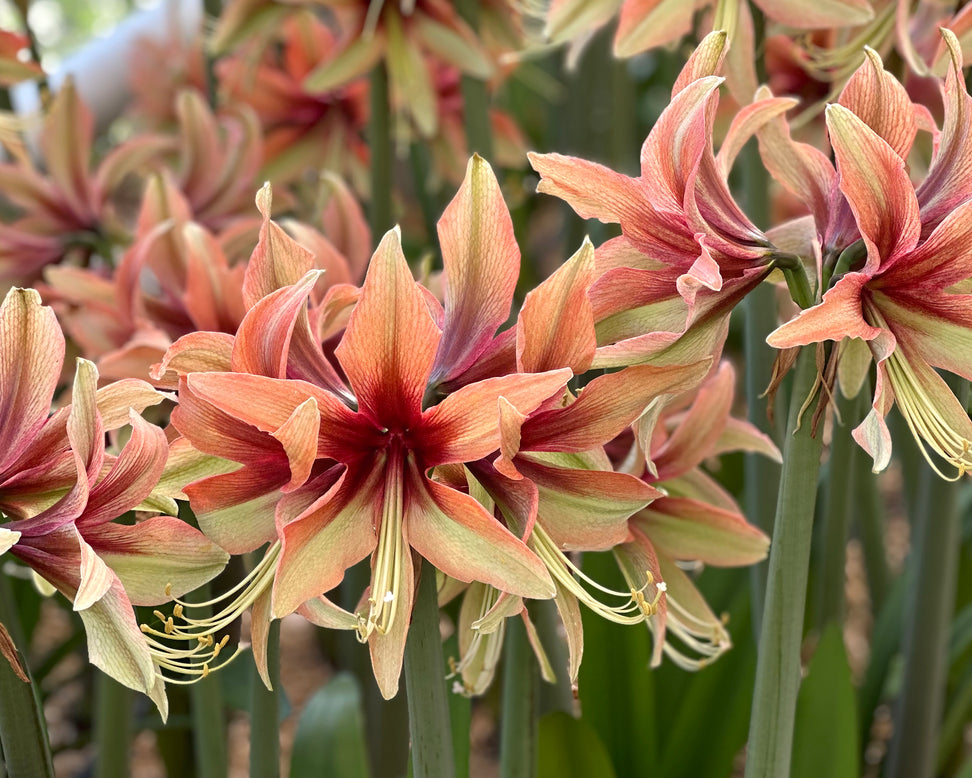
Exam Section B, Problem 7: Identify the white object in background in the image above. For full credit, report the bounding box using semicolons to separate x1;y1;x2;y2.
9;0;203;129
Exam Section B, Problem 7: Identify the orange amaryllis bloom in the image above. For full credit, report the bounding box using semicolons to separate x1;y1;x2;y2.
156;158;567;698
766;32;972;477
612;362;774;668
0;80;168;283
0;288;228;716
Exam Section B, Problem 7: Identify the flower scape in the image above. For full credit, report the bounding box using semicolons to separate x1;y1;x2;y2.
0;2;970;777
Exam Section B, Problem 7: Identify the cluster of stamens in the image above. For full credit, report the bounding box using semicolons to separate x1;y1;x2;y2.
532;524;664;625
139;542;281;684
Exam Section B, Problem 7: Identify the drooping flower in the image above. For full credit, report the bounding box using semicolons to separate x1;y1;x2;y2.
0;287;228;716
0;80;168;284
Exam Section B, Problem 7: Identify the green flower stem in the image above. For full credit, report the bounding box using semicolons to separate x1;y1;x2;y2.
499;616;540;778
815;390;865;629
93;673;133;778
189;586;227;778
455;0;493;161
249;619;281;778
744;346;825;778
740;139;780;639
369;62;394;237
884;383;967;778
0;576;54;778
404;565;455;778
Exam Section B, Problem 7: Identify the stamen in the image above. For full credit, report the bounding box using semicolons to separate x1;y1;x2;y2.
138;542;281;684
531;525;659;625
356;456;405;642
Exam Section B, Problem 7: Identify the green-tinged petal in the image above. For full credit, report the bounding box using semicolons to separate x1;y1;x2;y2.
406;461;555;600
86;517;229;606
187;471;286;553
717;96;798;178
552;580;583;686
517;238;597;374
250;587;274;690
149;437;240;504
386;11;437;137
369;546;415;700
75;533;113;611
836;337;873;400
614;0;695;59
520;362;709;453
413;15;493;79
433;155;519;382
303;32;385;93
243;183;316;308
517;455;655;550
544;0;619;46
826;103;920;264
152;331;234;383
272;466;382;618
0;287;65;472
40;78;95;221
78;577;159;700
298;595;360;631
632;497;769;566
422;369;571;466
838;47;916;160
710;417;782;463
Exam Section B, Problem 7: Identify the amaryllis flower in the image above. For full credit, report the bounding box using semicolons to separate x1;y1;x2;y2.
217;10;370;188
763;31;972;477
529;33;783;366
0;288;228;716
611;362;775;668
0;80;168;283
155;157;572;698
0;30;42;85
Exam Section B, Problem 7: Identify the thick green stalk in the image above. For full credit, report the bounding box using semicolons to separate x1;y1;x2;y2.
190;585;227;778
0;576;54;778
499;617;540;778
854;447;890;614
883;383;967;778
741;140;780;639
404;566;455;778
533;600;574;715
94;673;133;778
249;619;281;778
815;391;864;629
369;63;394;237
744;347;825;778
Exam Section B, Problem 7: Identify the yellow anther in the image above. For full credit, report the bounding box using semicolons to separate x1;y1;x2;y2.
198;634;213;647
140;623;150;633
173;604;184;619
164;617;175;635
218;635;230;650
164;583;173;597
201;663;210;679
153;609;166;622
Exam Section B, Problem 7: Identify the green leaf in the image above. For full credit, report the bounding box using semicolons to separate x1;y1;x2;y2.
791;624;860;778
538;712;617;778
289;673;370;778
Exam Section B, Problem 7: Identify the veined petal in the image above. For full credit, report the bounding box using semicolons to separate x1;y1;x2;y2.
826;104;920;264
520;362;710;453
272;465;382;618
528;151;643;224
271;397;320;492
752;0;873;28
152;331;234;383
186;469;287;554
405;461;555;600
0;288;64;472
516;238;597;374
837;47;916;161
75;532;113;611
85;517;228;606
631;497;769;566
432;156;519;383
243;183;315;308
335;228;441;427
421;370;571;465
368;545;414;700
614;0;695;58
767;273;882;348
516;455;655;550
